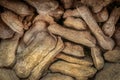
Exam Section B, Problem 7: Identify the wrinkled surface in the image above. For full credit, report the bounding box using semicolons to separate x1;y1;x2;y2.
50;61;97;80
102;7;120;37
26;37;64;80
48;24;96;47
23;20;47;45
56;53;93;66
14;32;57;78
62;42;85;57
0;0;119;80
1;10;24;34
91;46;104;70
64;17;87;30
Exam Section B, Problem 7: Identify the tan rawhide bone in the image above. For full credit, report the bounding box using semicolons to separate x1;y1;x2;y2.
26;37;64;80
48;23;96;47
62;42;85;57
64;17;87;30
0;33;21;67
23;21;47;45
102;7;120;37
14;32;56;78
50;61;97;80
0;0;33;17
56;53;93;66
77;6;115;50
91;46;104;70
93;8;109;22
1;10;24;35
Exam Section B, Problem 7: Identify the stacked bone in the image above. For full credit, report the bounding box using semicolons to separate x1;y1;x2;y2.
0;0;120;80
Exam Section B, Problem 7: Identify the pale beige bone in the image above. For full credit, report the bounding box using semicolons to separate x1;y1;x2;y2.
64;17;87;30
14;32;57;78
62;42;85;57
1;10;24;35
26;37;64;80
77;6;115;50
0;33;20;67
102;7;120;37
48;23;96;47
93;8;109;22
91;46;104;70
63;9;80;18
56;53;93;66
50;61;97;80
23;20;47;45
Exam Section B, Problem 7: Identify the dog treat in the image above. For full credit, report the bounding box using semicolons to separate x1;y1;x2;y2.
62;42;85;57
23;20;47;45
50;61;97;80
104;48;120;63
0;33;20;67
93;8;109;22
77;6;115;50
64;17;87;30
102;7;120;37
14;32;57;78
91;46;104;70
56;53;93;66
48;24;96;47
1;10;24;35
26;37;64;80
0;1;119;80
